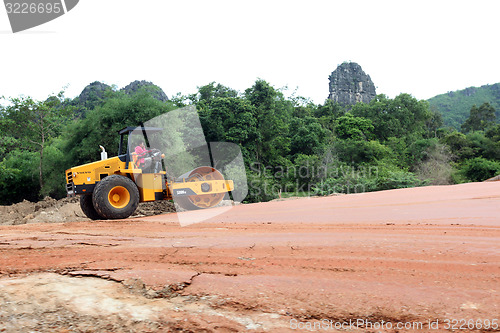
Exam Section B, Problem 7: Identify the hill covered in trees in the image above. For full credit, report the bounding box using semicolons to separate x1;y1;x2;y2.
428;83;500;128
68;80;169;116
1;79;499;206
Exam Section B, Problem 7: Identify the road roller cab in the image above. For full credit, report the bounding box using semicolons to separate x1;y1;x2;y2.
65;126;234;220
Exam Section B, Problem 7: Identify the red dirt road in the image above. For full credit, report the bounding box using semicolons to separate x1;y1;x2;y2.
0;182;499;332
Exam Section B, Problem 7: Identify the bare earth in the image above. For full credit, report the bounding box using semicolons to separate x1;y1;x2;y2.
0;182;499;332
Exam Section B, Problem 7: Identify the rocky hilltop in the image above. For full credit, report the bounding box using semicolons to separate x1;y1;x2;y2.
77;81;112;108
72;80;170;115
77;80;168;107
328;62;376;105
120;80;169;102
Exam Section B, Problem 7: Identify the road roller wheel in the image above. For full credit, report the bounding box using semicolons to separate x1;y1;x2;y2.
175;166;226;210
175;192;225;210
79;194;106;220
92;175;139;219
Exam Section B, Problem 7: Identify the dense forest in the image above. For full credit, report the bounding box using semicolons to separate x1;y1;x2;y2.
1;80;499;205
428;83;500;128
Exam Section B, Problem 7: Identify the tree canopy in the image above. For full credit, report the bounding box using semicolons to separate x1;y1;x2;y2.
0;80;498;205
461;102;497;133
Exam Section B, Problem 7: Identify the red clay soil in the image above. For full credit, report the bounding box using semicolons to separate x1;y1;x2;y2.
0;182;499;332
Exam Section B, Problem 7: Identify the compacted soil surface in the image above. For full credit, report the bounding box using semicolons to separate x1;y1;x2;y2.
0;182;499;332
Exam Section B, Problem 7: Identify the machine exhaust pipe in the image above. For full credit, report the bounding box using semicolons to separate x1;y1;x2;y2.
99;145;108;160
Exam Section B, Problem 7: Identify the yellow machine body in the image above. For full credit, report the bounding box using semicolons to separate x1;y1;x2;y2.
65;156;234;204
65;126;235;219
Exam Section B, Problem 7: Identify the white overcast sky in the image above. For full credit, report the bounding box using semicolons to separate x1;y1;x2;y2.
1;0;499;104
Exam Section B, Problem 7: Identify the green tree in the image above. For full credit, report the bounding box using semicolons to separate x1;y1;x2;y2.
0;131;18;161
0;150;40;204
288;116;326;156
315;99;345;119
191;82;238;104
426;109;444;138
441;131;473;161
40;138;67;198
198;97;258;160
334;113;374;140
169;92;190;107
407;138;439;167
315;99;346;137
486;124;500;142
62;90;176;167
0;93;72;191
244;79;291;164
461;157;500;182
332;139;393;165
289;154;324;192
484;124;500;160
352;94;432;141
246;166;279;203
461;102;496;133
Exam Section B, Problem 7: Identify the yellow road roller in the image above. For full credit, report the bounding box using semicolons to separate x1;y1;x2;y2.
65;126;234;220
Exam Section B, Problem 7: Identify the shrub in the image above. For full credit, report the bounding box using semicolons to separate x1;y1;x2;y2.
312;161;425;196
460;157;500;182
414;143;453;185
0;150;40;204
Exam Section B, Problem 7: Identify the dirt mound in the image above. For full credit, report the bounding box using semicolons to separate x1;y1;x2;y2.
134;200;176;217
0;197;176;226
0;196;88;226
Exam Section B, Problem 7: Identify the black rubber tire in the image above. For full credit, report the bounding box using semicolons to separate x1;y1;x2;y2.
92;175;139;219
80;194;106;220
